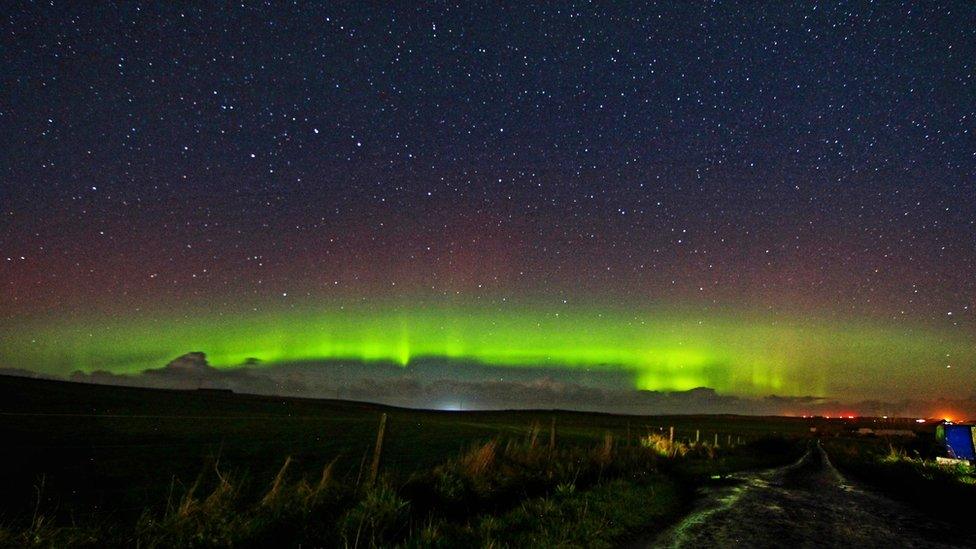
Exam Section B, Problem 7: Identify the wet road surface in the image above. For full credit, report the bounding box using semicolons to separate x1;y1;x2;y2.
647;442;965;548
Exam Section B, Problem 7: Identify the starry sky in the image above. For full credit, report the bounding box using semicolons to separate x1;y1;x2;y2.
1;2;974;406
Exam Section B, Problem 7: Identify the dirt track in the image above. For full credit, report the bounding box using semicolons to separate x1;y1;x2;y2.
646;442;965;548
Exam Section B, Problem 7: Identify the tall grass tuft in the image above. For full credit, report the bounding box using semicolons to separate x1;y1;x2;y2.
296;457;338;506
261;456;293;507
527;422;541;448
460;439;499;478
340;482;409;548
883;443;909;463
641;432;690;458
597;432;615;466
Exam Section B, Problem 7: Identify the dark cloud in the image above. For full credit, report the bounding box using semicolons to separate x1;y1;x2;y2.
56;353;976;419
0;367;54;380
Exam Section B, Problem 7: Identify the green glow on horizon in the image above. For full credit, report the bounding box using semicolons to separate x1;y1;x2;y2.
1;303;972;399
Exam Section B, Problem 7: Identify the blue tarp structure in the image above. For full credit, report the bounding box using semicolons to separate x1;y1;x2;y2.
938;424;976;460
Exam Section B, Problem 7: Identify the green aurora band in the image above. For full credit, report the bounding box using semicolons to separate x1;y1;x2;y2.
2;303;971;400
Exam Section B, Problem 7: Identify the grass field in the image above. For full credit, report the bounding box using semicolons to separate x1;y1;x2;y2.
0;375;844;546
0;376;811;517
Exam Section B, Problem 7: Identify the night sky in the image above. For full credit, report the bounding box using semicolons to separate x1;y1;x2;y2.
1;2;974;409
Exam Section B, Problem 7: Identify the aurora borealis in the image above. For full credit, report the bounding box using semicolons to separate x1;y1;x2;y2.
1;2;975;411
3;301;974;403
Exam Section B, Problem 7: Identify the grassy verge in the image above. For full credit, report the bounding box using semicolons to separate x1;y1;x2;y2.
438;475;683;548
823;437;976;530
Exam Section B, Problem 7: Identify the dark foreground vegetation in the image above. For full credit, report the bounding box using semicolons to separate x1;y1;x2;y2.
15;376;976;546
824;433;976;532
0;376;805;547
4;433;801;547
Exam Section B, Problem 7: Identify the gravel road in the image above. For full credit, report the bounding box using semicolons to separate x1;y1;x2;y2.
646;442;966;548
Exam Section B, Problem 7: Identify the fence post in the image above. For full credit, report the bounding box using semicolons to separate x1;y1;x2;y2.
369;413;388;485
714;433;719;447
669;426;674;444
695;429;700;443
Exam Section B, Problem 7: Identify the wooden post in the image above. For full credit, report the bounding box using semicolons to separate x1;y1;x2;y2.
695;429;700;443
369;413;388;485
727;434;732;446
669;426;674;443
714;433;719;447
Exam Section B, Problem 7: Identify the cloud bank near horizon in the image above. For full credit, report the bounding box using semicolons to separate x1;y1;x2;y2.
4;352;968;419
